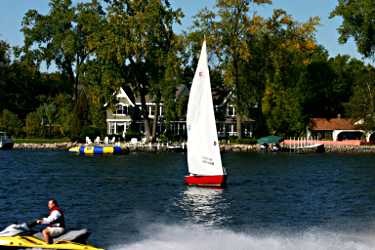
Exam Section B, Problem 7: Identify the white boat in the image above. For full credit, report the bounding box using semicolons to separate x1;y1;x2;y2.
184;40;227;187
0;131;14;150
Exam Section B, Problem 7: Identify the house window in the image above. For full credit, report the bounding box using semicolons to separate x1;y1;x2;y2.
116;104;129;115
148;105;155;117
227;105;235;116
108;122;116;135
159;106;163;117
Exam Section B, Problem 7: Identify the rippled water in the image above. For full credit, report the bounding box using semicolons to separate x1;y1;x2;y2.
1;150;375;249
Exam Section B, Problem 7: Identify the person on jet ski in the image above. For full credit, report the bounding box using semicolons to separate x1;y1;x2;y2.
36;199;65;243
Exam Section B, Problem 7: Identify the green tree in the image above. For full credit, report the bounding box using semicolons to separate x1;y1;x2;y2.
98;0;182;142
345;68;375;130
260;10;320;136
0;109;24;137
188;1;272;138
331;0;375;58
330;0;375;126
0;41;10;112
25;111;42;137
215;0;272;138
20;0;105;138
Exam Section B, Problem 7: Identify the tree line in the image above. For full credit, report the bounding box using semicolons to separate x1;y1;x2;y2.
0;0;374;141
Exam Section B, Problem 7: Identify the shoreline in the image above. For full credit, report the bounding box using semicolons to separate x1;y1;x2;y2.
11;142;375;153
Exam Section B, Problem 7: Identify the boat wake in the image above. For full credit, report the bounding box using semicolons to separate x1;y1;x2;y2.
109;223;375;250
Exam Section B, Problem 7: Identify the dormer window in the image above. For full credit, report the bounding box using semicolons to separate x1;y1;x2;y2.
116;104;129;115
227;105;235;117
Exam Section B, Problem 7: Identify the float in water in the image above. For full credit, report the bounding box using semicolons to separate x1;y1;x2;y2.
68;145;127;155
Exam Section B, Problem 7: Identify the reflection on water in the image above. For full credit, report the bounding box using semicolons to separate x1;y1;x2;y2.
178;187;230;226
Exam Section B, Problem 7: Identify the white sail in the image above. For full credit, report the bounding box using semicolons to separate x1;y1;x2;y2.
186;40;224;176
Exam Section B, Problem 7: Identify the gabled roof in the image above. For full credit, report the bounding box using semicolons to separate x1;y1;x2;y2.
212;86;232;106
117;87;135;107
309;118;356;131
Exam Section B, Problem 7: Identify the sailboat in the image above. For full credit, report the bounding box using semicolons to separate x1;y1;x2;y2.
185;40;227;187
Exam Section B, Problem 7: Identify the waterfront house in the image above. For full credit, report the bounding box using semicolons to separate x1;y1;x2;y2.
306;117;369;141
105;86;135;136
106;86;255;139
212;88;255;138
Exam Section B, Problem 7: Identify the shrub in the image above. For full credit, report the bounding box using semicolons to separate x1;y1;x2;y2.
227;136;257;144
0;109;24;137
124;128;142;141
25;111;42;137
78;126;106;142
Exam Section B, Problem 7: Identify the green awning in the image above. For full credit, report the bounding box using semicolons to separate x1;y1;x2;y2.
257;135;283;144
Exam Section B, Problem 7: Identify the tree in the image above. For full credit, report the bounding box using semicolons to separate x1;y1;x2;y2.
189;0;272;138
345;67;375;130
331;0;375;59
25;111;42;137
260;9;320;136
98;0;182;142
0;110;24;137
215;0;272;139
20;0;105;138
0;41;10;112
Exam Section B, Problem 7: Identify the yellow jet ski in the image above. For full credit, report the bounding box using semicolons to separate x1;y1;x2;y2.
0;222;104;250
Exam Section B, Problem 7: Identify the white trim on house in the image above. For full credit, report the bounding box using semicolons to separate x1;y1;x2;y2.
135;102;164;106
106;118;132;122
117;102;128;106
107;120;132;135
117;87;135;107
367;131;375;142
332;130;365;141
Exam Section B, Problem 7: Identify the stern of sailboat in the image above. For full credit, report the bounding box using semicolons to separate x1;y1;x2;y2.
184;174;227;187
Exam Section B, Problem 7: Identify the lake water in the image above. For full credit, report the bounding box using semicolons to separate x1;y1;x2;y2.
1;150;375;249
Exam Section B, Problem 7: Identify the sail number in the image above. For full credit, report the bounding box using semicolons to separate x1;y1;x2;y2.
202;156;214;166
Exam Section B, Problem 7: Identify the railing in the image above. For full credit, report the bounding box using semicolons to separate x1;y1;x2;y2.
281;137;365;153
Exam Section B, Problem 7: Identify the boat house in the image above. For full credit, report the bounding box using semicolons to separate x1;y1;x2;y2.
306;117;375;142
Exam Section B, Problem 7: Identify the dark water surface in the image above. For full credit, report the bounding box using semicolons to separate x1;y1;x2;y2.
1;150;375;249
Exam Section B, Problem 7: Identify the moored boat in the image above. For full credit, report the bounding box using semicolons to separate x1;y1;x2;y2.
0;132;14;150
185;40;227;187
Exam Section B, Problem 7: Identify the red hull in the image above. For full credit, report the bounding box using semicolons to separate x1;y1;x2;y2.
184;175;226;187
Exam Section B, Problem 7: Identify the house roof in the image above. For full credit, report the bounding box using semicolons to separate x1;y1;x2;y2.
117;87;135;106
309;118;355;131
133;84;189;104
212;86;232;106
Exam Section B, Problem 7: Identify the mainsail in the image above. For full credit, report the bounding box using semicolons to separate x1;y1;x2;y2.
186;40;224;176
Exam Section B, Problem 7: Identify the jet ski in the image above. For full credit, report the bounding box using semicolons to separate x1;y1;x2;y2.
0;221;103;250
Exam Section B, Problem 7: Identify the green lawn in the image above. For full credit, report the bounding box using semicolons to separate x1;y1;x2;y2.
14;138;71;144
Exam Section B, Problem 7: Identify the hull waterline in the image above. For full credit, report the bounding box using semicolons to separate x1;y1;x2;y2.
0;143;13;150
184;174;226;187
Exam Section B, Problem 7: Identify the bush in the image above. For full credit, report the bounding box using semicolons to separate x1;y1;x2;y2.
77;126;106;143
0;109;24;137
226;136;257;144
124;129;142;141
25;111;42;137
237;137;257;144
